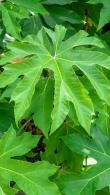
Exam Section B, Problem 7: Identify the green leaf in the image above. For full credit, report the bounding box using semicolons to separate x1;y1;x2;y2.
0;25;110;134
1;2;110;194
51;61;93;133
10;0;48;14
43;5;83;27
42;124;84;172
44;0;78;5
0;126;40;159
58;127;110;194
32;79;54;137
77;63;110;105
0;78;20;100
0;55;51;123
1;4;21;39
0;127;60;194
0;103;15;134
10;59;42;123
88;0;110;29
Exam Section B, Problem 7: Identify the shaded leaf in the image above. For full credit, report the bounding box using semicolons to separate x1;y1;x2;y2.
57;127;110;194
88;0;110;29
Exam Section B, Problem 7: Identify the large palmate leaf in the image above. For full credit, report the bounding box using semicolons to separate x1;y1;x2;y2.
0;25;110;135
88;0;110;29
1;2;110;195
0;127;60;194
57;127;110;195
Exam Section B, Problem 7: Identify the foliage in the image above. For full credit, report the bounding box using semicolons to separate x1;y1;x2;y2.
58;127;110;194
0;0;110;194
0;127;59;194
